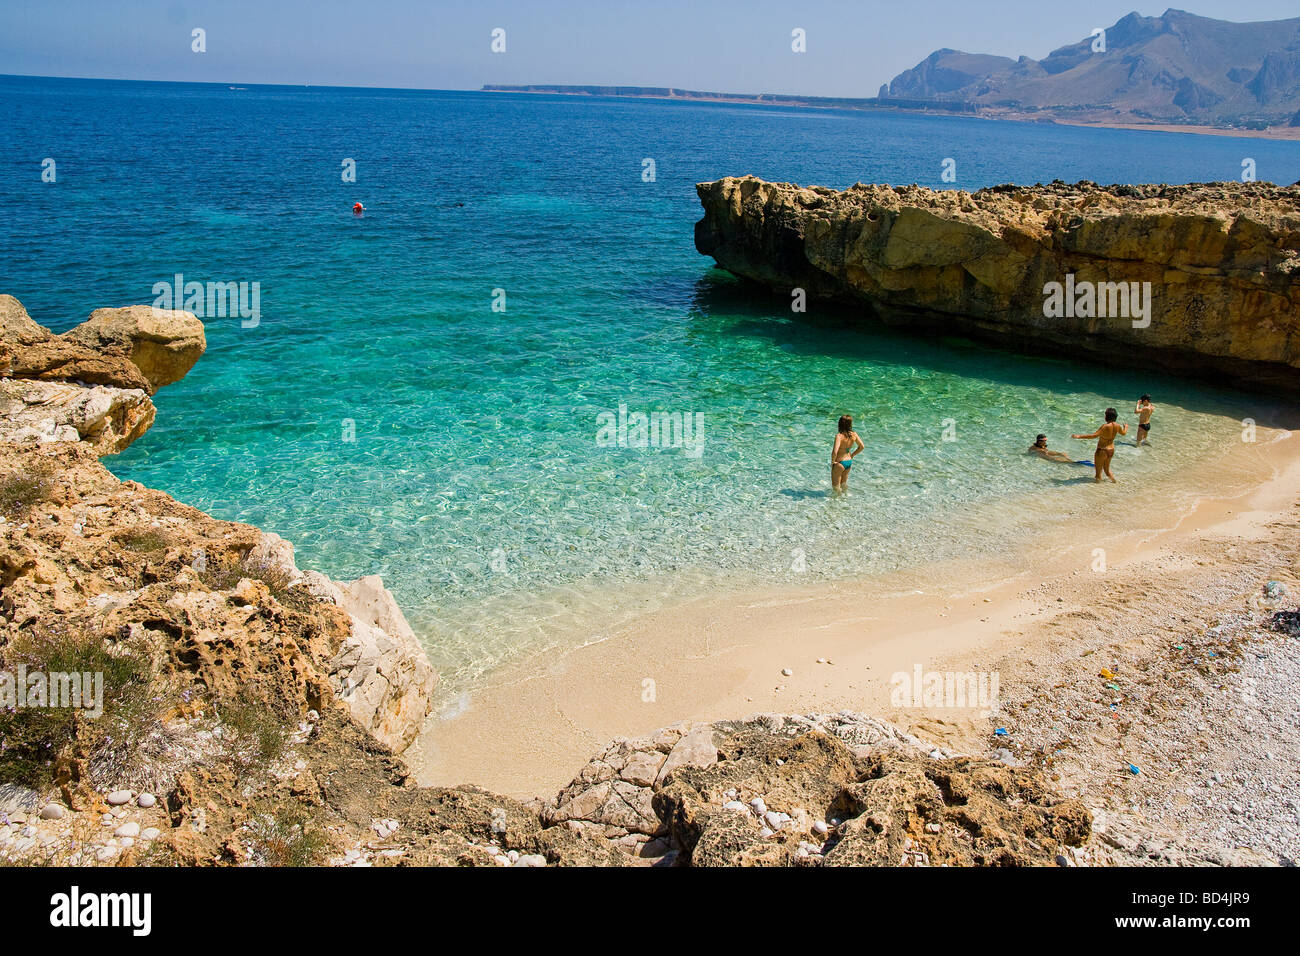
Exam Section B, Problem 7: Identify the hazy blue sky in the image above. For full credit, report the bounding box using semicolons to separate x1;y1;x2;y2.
3;1;1299;96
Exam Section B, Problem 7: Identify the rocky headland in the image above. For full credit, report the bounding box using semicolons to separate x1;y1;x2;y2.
0;292;1108;866
695;177;1300;391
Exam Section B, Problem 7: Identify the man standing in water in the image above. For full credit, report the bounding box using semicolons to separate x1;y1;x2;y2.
1072;408;1128;483
1134;394;1155;447
831;415;864;493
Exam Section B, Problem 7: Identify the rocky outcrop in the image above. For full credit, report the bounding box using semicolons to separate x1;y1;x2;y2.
0;294;435;759
0;296;204;454
0;295;200;396
695;176;1300;390
542;712;1090;865
0;379;154;454
63;305;206;392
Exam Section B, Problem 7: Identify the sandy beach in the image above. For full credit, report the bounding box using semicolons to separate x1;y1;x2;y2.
414;415;1300;821
1053;119;1300;142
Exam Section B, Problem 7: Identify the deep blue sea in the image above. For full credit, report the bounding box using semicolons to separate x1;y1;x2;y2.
3;75;1298;690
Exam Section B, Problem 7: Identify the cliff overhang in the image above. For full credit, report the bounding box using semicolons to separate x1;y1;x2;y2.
695;176;1300;391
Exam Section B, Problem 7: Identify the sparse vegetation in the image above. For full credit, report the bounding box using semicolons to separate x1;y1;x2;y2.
243;807;330;867
0;626;152;789
116;527;174;552
199;554;301;602
0;468;52;517
217;695;292;771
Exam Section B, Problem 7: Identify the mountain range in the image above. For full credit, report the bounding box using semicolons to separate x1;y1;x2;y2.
882;9;1300;129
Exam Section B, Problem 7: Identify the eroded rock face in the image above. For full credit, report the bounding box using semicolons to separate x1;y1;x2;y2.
0;295;207;453
0;379;155;454
303;569;438;754
539;711;1085;865
695;177;1300;389
0;295;197;396
1;293;436;760
65;305;206;392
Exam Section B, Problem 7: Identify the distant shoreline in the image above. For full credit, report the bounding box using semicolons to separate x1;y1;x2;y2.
484;84;1300;142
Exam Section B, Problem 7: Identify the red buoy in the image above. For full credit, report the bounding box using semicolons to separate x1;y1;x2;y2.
352;202;364;215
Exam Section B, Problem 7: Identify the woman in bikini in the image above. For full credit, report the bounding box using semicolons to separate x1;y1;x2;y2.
831;414;864;493
1072;407;1127;483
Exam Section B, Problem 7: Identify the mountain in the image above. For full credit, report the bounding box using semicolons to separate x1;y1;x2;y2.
882;9;1300;128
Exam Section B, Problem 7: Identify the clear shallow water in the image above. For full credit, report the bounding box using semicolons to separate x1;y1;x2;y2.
3;76;1298;692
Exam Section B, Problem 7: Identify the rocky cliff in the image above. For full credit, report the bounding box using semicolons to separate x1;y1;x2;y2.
0;295;436;755
695;176;1300;390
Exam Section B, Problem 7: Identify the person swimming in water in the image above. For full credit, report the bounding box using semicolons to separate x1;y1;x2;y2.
831;414;864;493
1072;408;1128;483
1028;434;1087;465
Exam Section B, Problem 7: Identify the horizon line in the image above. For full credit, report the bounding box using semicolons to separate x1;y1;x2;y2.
0;71;851;103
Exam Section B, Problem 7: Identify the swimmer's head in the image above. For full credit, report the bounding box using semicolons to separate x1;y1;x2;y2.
1105;408;1118;422
838;415;853;434
1035;434;1047;447
1139;394;1151;403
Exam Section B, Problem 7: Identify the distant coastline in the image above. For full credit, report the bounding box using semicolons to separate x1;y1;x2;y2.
483;84;1300;141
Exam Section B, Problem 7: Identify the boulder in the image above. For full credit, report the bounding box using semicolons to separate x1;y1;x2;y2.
303;568;437;754
63;305;205;391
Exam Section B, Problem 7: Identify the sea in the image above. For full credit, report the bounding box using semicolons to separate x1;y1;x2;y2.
3;75;1299;692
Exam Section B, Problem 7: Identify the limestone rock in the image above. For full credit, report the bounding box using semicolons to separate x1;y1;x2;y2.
0;295;50;347
64;305;206;392
696;176;1300;391
0;378;155;454
305;569;437;754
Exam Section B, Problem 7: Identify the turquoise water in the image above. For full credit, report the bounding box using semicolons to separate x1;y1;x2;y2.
4;76;1299;691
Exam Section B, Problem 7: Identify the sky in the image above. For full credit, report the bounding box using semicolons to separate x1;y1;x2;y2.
3;1;1300;97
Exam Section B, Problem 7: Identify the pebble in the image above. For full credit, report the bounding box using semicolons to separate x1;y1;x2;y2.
512;854;546;867
722;801;748;813
105;790;132;806
781;668;793;677
750;797;767;815
759;827;774;838
926;823;942;833
137;793;156;809
39;804;65;821
141;827;160;841
811;820;829;836
114;822;140;838
763;811;783;830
